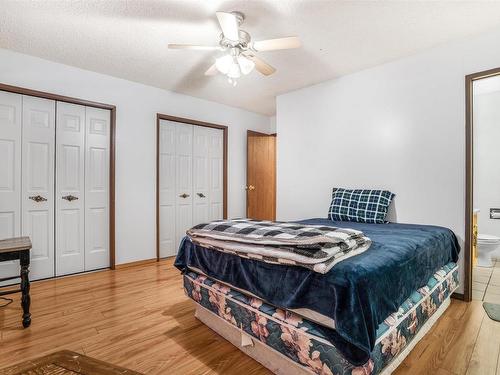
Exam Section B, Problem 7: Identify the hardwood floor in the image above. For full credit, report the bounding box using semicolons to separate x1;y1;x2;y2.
0;259;499;374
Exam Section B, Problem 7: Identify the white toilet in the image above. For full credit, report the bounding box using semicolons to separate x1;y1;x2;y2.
477;234;500;267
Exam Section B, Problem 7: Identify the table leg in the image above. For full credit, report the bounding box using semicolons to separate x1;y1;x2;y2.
20;251;31;328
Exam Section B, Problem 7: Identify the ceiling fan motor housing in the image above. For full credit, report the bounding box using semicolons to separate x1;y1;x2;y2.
217;11;250;49
230;11;245;25
220;29;251;50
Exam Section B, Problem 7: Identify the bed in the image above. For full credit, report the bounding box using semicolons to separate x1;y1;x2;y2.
175;219;460;375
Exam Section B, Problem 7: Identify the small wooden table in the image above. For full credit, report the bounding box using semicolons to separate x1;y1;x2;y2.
0;237;31;328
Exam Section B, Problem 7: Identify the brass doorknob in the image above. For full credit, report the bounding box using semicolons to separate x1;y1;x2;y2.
62;195;78;202
247;185;255;191
29;195;47;203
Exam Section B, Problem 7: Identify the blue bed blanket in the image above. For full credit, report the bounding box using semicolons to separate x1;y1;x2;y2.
174;219;460;365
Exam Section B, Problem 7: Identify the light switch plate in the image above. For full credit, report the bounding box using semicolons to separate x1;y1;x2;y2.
490;208;500;219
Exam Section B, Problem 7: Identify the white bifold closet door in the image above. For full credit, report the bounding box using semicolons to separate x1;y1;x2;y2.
175;122;194;250
84;107;110;271
56;102;85;276
0;89;110;281
56;103;110;275
159;120;192;257
22;96;56;280
0;92;23;279
0;92;55;279
159;120;223;258
0;94;56;280
193;126;224;223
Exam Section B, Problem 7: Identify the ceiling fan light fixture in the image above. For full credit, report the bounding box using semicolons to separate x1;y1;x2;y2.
227;60;241;79
215;54;233;74
238;55;255;75
216;51;249;82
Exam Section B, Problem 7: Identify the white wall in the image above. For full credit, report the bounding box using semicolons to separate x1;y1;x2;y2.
276;27;500;293
473;86;500;259
0;48;270;265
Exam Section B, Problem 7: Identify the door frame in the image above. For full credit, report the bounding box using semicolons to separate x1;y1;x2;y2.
0;82;117;269
246;130;277;220
464;67;500;302
156;113;228;261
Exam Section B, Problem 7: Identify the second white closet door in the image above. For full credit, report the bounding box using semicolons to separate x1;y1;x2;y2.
193;126;210;225
193;127;223;222
0;91;22;280
158;120;194;257
22;96;56;280
158;121;176;257
56;102;85;276
207;127;224;221
85;107;110;271
175;122;194;250
159;120;224;258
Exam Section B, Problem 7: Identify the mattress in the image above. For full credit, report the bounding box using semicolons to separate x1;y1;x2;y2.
183;262;459;375
175;218;460;365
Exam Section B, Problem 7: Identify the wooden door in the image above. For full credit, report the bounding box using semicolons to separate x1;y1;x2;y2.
246;131;276;220
22;95;56;280
55;102;85;276
84;107;110;271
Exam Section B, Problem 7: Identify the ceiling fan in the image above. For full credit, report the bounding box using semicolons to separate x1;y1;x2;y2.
168;11;301;86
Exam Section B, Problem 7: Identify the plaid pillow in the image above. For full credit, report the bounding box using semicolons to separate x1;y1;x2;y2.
328;188;395;224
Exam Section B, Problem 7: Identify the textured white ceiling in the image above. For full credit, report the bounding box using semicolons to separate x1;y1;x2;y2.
2;1;500;115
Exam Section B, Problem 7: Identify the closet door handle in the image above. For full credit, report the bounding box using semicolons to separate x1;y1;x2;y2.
179;193;190;199
62;195;78;202
197;193;206;198
29;195;47;203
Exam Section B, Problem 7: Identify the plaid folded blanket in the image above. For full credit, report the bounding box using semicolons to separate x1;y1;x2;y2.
186;219;371;274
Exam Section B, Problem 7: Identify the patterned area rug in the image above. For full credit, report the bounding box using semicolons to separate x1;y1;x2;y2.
483;302;500;322
0;350;142;375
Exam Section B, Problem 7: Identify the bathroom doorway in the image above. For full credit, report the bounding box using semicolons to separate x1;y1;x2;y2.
466;68;500;303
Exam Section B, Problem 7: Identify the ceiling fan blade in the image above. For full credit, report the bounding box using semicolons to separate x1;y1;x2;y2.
168;44;222;51
204;64;218;76
252;36;301;52
245;55;276;76
216;12;240;41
